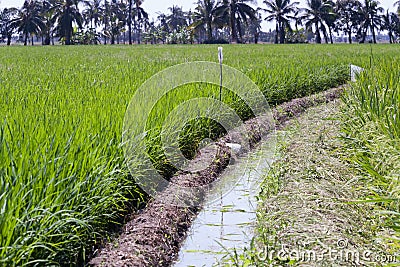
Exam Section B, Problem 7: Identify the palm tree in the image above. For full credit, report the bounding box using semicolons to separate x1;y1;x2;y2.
248;11;262;43
0;8;18;45
191;0;219;41
83;0;103;30
302;0;332;43
261;0;298;44
166;5;187;32
108;0;127;44
214;0;257;43
291;8;303;31
127;0;133;44
323;0;337;43
156;12;169;42
357;0;384;43
335;0;361;43
11;0;45;46
142;19;157;44
51;0;83;45
381;10;399;43
40;0;57;45
103;0;108;44
133;0;147;44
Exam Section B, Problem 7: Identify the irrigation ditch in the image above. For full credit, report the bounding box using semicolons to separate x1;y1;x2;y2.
89;86;344;267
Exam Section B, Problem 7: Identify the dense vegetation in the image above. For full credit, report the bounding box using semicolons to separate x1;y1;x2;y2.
1;0;400;45
341;59;400;248
1;44;390;265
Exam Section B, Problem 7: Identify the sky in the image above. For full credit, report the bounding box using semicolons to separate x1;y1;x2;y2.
0;0;397;31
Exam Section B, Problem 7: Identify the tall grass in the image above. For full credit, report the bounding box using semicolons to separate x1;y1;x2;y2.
0;44;395;265
341;59;400;247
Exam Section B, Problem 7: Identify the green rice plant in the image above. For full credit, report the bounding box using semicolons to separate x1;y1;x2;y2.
0;44;397;265
341;59;400;249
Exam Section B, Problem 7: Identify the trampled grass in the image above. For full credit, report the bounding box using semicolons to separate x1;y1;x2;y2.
0;44;398;265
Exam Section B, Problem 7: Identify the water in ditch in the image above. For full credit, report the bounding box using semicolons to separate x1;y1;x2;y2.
174;137;277;267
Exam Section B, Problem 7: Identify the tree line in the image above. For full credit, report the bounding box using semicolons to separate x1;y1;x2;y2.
0;0;399;45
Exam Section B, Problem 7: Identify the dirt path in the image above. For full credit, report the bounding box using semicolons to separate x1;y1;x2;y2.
243;101;398;266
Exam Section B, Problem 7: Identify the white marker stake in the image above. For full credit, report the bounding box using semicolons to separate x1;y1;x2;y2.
350;64;364;82
218;47;223;102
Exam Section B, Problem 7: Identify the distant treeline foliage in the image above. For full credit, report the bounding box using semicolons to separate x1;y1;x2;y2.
0;0;399;45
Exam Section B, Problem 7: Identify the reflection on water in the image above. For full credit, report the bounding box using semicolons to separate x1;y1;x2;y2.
174;139;276;267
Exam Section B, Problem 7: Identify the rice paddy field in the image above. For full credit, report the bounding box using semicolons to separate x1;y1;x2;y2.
0;44;399;266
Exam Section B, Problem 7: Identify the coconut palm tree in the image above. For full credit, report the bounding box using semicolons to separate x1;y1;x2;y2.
103;0;108;44
247;11;262;43
156;12;169;42
127;0;133;44
167;5;187;32
190;0;219;41
381;10;399;43
133;0;147;44
335;0;361;43
0;8;18;45
302;0;332;43
261;0;299;44
214;0;257;43
40;0;58;45
323;0;337;43
357;0;384;43
11;0;46;45
108;0;127;44
291;8;303;31
50;0;83;45
142;19;157;43
83;0;103;30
